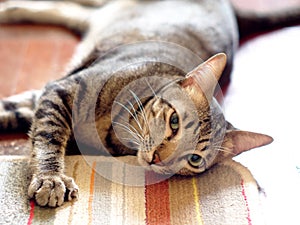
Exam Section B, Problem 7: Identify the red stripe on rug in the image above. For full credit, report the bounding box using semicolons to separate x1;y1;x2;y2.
27;200;35;225
241;179;252;225
145;171;171;225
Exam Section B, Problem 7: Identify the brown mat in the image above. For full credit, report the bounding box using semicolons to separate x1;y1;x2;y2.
0;155;264;225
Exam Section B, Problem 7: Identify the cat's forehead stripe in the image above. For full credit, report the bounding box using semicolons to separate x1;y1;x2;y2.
184;121;195;129
193;122;201;134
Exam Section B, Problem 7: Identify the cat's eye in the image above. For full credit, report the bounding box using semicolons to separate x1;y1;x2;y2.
170;112;179;132
187;154;205;168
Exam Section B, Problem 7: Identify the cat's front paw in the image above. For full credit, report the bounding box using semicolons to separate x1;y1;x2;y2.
28;173;79;207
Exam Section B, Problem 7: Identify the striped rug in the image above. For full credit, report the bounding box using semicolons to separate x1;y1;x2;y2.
0;155;264;225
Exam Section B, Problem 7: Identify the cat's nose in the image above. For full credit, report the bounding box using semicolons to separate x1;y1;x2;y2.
150;151;161;165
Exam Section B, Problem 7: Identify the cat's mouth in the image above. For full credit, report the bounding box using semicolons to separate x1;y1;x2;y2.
137;150;178;174
150;151;161;165
138;151;164;167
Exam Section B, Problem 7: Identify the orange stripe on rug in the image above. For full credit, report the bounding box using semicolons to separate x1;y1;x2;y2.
145;171;171;225
88;161;96;225
192;177;204;225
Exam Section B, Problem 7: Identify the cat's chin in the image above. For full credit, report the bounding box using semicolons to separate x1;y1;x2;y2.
137;156;177;175
137;155;151;168
137;156;160;171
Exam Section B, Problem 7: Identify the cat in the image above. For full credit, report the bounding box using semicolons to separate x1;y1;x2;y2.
0;0;299;208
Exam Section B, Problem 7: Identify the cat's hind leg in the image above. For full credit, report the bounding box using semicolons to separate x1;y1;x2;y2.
0;90;41;132
0;1;92;34
60;0;109;7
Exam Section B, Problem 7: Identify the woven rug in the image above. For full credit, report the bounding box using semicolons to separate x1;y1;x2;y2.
0;155;264;225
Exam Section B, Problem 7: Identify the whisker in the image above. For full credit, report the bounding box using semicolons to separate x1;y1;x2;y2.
217;147;235;156
129;90;151;133
145;79;157;98
114;100;143;131
126;100;144;132
112;122;141;141
120;137;140;146
112;121;143;142
157;77;182;94
114;114;144;141
200;139;235;156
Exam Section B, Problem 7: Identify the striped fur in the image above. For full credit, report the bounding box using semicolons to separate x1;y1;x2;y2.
0;0;294;207
0;90;41;132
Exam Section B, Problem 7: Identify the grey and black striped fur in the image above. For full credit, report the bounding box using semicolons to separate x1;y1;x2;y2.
0;0;299;207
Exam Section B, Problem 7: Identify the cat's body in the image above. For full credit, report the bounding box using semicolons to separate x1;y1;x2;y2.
0;0;299;207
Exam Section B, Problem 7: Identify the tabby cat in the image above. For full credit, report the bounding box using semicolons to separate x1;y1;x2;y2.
0;0;299;207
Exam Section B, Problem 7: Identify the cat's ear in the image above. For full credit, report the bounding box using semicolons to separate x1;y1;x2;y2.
181;53;227;105
221;127;273;157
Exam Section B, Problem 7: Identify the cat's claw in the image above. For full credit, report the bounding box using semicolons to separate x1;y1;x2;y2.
28;173;79;207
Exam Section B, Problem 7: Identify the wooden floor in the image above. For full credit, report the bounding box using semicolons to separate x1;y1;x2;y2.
0;25;78;155
0;0;300;155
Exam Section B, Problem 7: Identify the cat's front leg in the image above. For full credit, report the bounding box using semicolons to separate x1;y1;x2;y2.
0;1;90;33
28;85;78;207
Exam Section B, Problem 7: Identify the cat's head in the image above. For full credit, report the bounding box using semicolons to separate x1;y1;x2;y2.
127;53;273;175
